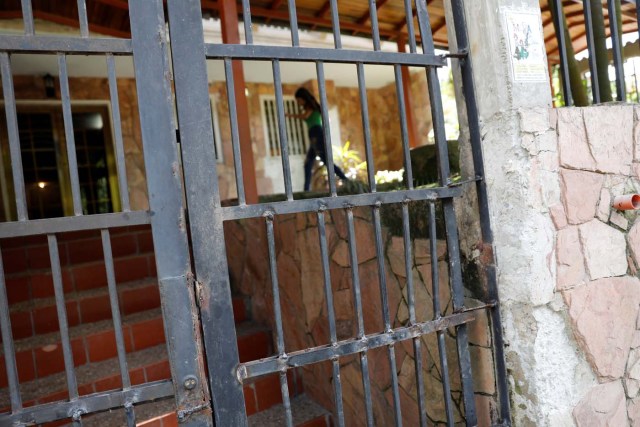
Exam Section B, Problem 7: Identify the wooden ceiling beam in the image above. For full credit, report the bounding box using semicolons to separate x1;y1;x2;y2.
92;0;129;10
356;0;390;25
30;10;131;38
317;1;332;19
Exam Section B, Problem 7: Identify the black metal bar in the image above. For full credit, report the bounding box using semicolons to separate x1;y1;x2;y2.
0;35;132;54
429;202;454;425
582;0;600;103
221;186;461;221
402;203;427;427
449;0;511;422
608;0;626;101
552;0;573;105
317;210;345;426
0;211;150;238
0;52;28;221
287;0;300;46
204;44;446;67
241;0;253;44
329;0;342;49
58;53;83;216
48;234;79;400
394;65;414;190
316;62;337;196
0;245;21;412
403;0;417;53
224;57;247;206
387;345;402;427
106;54;131;212
238;311;476;379
356;63;376;192
101;230;132;391
279;371;293;427
368;0;382;51
77;0;89;37
131;1;212;425
0;381;174;426
20;0;34;35
345;208;374;427
272;60;294;201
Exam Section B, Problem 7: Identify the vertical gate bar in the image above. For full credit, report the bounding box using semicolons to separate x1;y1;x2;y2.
317;210;346;427
403;0;417;53
265;216;293;427
241;0;253;44
582;0;600;103
47;235;79;400
287;0;300;46
129;1;213;425
394;65;414;190
0;246;22;411
345;208;374;427
356;63;376;193
272;60;294;201
607;0;626;101
106;54;131;212
429;202;455;425
0;53;28;221
372;206;402;426
449;0;511;421
416;0;477;422
402;203;427;427
58;54;83;216
101;230;132;389
224;57;247;205
316;62;337;196
20;0;34;35
368;0;382;51
329;0;342;49
552;0;573;105
77;0;89;38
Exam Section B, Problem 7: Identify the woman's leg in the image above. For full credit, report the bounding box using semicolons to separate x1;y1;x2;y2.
311;128;349;182
303;146;316;191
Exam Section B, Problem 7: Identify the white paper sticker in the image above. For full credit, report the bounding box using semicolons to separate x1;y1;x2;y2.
504;9;547;82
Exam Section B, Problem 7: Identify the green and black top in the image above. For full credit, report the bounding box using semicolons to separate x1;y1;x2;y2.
304;110;322;129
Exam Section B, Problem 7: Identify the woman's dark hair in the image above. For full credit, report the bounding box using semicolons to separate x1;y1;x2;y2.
295;87;321;112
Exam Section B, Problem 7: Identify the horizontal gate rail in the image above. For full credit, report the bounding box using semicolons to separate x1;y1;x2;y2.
204;44;447;66
0;211;150;238
221;187;461;220
0;35;132;54
238;311;476;380
0;380;174;426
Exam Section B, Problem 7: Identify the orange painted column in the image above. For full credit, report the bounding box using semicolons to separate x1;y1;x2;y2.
397;37;420;148
220;0;259;204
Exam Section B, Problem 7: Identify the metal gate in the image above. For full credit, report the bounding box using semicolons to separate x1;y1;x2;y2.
0;0;510;426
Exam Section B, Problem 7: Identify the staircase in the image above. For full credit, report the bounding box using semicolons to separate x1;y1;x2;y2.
0;226;331;426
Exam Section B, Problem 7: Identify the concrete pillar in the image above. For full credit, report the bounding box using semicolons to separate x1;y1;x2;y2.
444;0;596;425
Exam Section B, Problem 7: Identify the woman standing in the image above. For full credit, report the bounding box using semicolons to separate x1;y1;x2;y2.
286;87;348;191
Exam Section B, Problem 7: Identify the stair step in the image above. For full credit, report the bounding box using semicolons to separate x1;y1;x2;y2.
248;395;332;427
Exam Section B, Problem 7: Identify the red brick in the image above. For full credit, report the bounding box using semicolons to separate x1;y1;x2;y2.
237;330;271;362
299;416;330;427
137;231;154;253
130;317;165;350
66;237;103;264
27;245;53;270
10;311;33;340
66;301;80;327
243;385;257;416
111;234;138;257
2;248;27;274
72;338;87;367
42;419;72;427
73;263;107;291
120;284;160;315
130;367;146;385
5;276;29;304
30;273;54;298
79;294;111;323
0;356;6;387
148;255;157;277
161;413;178;427
95;375;123;392
35;344;64;377
138;419;162;427
114;256;150;283
16;350;35;382
86;330;117;362
39;390;68;404
232;297;247;324
145;360;170;382
78;383;94;396
32;306;59;334
254;374;283;411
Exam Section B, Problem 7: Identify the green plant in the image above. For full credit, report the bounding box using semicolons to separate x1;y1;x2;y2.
311;140;367;190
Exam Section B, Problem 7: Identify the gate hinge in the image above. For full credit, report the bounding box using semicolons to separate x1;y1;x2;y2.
442;48;469;59
177;402;211;422
194;279;204;309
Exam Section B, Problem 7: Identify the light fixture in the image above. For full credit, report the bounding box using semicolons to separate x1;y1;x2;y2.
43;74;55;99
37;182;46;189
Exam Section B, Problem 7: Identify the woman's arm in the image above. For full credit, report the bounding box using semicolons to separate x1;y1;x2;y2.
286;108;312;120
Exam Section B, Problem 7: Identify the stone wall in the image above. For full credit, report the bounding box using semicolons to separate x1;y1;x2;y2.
224;208;496;426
